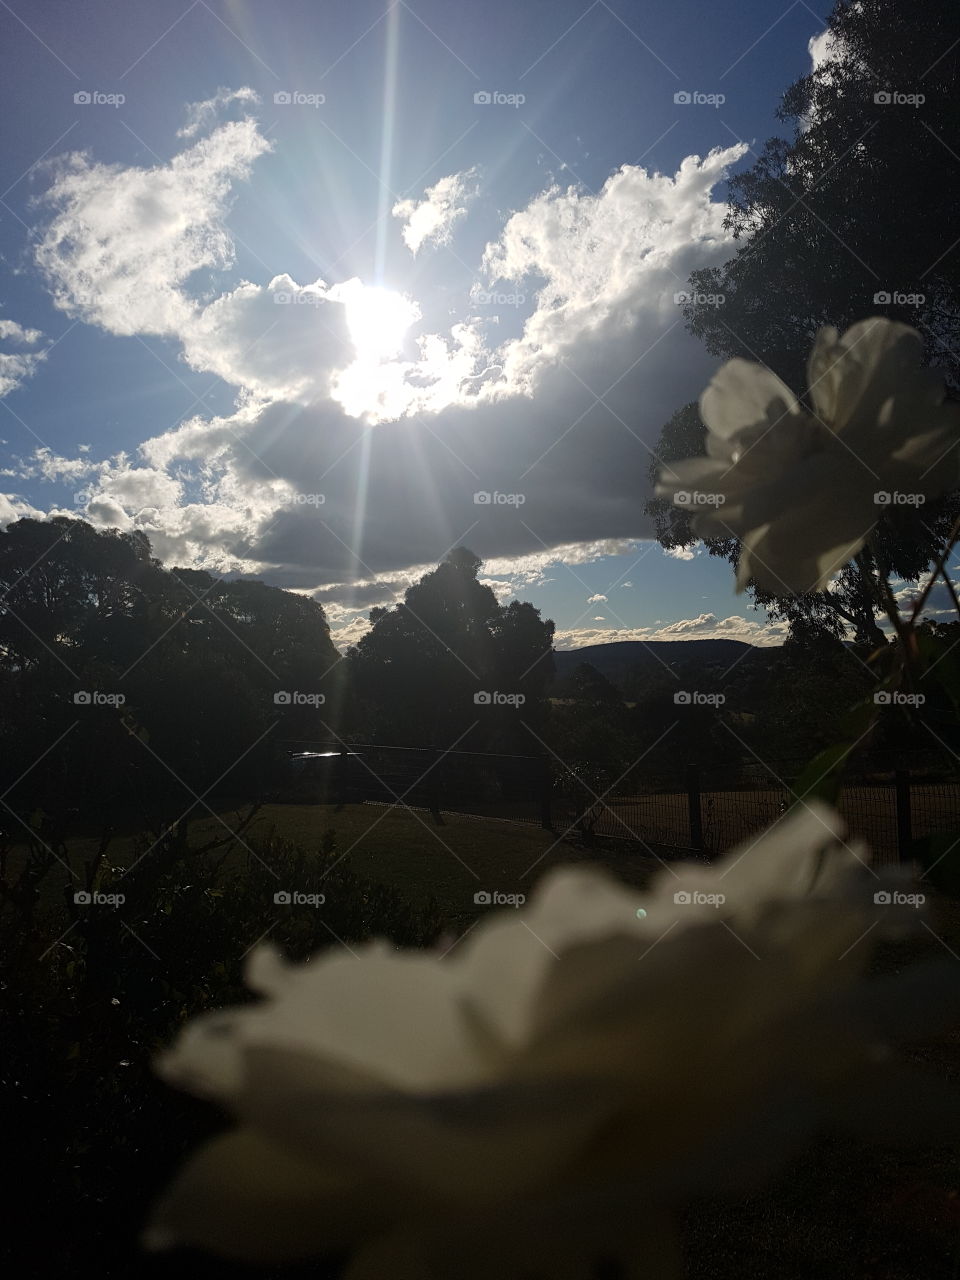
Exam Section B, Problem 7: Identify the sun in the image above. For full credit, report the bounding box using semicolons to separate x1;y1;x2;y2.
340;282;420;363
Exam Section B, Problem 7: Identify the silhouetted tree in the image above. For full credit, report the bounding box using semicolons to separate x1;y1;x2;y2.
350;547;554;749
646;0;960;641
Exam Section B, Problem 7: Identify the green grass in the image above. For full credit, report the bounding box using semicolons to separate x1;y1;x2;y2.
11;799;671;928
195;801;668;927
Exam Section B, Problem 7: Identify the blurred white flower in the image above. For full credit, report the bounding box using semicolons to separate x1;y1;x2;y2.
147;803;957;1278
657;318;960;594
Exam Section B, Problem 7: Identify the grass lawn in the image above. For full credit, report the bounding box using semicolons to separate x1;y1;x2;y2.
195;801;672;928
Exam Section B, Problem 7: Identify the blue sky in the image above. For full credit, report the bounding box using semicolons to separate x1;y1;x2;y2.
0;0;834;649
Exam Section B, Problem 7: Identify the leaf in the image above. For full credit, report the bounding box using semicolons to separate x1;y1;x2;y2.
788;742;854;808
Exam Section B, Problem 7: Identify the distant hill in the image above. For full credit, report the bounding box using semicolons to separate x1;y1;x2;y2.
552;639;765;685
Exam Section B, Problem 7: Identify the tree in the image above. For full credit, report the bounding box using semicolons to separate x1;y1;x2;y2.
646;0;960;642
0;518;340;824
350;547;554;749
684;0;960;391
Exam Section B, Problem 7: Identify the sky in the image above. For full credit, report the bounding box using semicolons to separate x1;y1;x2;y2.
0;0;839;650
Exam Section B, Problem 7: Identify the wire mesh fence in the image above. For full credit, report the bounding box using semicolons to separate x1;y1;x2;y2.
279;741;960;866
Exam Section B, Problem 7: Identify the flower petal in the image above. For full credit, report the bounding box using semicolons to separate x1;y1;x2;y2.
700;358;801;441
145;1128;369;1262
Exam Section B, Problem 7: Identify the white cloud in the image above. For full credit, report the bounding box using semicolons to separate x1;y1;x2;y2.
181;274;353;401
664;545;696;561
392;169;478;254
27;119;751;592
17;447;95;483
0;316;47;396
0;492;44;527
555;614;789;649
587;593;607;603
35;119;272;339
178;86;260;138
482;145;748;394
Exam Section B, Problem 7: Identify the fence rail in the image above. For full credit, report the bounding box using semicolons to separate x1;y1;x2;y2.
279;741;960;866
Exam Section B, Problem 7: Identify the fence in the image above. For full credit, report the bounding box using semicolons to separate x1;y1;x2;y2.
278;742;960;867
551;756;960;867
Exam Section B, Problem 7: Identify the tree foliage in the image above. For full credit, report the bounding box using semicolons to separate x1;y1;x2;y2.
646;0;960;641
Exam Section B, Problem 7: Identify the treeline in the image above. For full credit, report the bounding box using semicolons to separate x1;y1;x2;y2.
0;519;554;832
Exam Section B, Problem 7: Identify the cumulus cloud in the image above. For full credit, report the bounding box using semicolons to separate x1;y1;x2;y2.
26;109;751;596
392;169;478;254
664;545;696;561
0;492;44;527
0;317;47;397
587;593;607;603
35;118;271;339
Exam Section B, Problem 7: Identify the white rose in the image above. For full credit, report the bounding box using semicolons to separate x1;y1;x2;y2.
657;318;960;594
147;804;957;1278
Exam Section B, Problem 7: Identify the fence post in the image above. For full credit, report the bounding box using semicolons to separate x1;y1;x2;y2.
686;764;704;853
539;755;553;830
895;768;912;863
428;748;442;819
